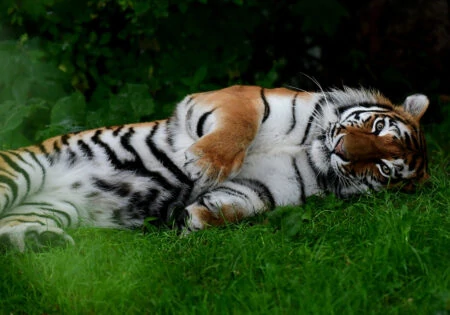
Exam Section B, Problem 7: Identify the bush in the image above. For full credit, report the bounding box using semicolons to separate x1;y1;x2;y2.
0;0;351;148
0;0;446;148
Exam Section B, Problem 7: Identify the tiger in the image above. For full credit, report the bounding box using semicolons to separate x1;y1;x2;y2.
0;85;429;251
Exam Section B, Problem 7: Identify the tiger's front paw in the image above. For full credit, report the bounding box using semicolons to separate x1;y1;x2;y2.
184;141;246;186
178;201;240;235
178;204;208;235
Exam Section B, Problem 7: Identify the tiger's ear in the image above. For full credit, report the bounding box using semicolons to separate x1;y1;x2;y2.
403;94;429;121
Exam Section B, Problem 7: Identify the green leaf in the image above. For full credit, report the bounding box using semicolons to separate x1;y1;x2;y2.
86;107;109;129
293;0;348;36
0;100;30;133
180;66;208;90
0;130;32;150
134;2;150;15
126;83;155;118
50;92;86;132
12;78;30;104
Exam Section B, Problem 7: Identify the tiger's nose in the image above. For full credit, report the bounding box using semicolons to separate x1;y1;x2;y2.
340;133;385;161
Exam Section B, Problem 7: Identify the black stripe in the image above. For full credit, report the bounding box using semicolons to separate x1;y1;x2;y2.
404;133;412;148
92;128;174;190
291;157;306;204
3;194;11;211
0;152;31;194
47;140;62;165
61;134;70;145
19;201;77;226
0;168;15;177
213;186;250;200
22;150;46;193
93;178;131;198
39;207;72;227
21;201;54;207
37;144;48;155
61;200;81;225
286;93;298;134
145;123;192;185
119;127;136;153
260;88;271;123
344;110;392;121
362;177;376;190
77;140;94;159
67;149;77;166
7;151;33;167
91;130;123;168
231;178;275;209
408;154;417;172
113;125;124;136
337;102;393;114
411;133;420;151
196;110;214;138
301;97;324;144
158;187;185;223
20;200;81;226
52;140;61;153
0;175;17;209
24;150;46;175
11;219;46;226
196;194;209;210
130;189;160;220
7;150;48;202
390;113;410;127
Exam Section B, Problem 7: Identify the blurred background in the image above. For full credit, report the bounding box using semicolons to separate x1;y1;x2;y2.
0;0;448;148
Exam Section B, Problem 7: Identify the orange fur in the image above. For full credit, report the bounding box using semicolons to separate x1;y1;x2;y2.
191;204;245;227
188;86;265;182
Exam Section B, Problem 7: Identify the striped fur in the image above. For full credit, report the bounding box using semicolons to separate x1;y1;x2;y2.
0;85;429;250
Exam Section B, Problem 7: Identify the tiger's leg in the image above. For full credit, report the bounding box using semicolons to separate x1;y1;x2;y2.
0;150;78;251
182;86;266;186
0;200;77;251
178;178;275;232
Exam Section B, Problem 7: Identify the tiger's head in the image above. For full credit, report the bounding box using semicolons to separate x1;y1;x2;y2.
311;88;429;197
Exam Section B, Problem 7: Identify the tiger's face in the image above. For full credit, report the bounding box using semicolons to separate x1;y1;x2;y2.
311;92;429;195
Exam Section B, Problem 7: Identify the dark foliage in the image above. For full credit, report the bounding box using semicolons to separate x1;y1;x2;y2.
0;0;448;148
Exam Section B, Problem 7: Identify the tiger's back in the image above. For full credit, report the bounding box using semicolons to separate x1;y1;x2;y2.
0;85;429;250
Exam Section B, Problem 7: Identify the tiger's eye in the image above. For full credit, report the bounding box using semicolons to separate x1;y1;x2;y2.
381;164;390;175
375;120;385;131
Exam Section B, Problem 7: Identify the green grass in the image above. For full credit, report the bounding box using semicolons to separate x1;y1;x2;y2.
1;132;449;314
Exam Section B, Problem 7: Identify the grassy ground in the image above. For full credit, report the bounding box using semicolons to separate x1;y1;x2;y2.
1;125;449;315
